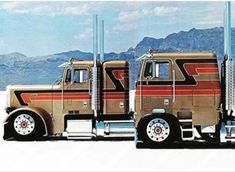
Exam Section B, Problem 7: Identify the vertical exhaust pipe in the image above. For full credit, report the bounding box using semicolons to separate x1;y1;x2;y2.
224;1;231;59
93;14;98;67
92;15;105;117
92;14;98;116
99;20;104;63
224;2;233;114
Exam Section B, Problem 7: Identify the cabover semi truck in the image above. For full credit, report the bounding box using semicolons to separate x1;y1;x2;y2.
3;51;235;145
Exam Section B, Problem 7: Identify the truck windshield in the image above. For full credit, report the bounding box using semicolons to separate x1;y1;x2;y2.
53;69;64;85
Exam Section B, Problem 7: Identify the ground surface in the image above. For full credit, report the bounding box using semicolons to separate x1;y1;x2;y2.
0;91;235;172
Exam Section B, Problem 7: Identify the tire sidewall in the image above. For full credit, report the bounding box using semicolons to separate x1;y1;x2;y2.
9;111;43;141
140;114;179;146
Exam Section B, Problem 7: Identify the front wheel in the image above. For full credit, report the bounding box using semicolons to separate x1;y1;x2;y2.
139;115;180;146
10;112;44;141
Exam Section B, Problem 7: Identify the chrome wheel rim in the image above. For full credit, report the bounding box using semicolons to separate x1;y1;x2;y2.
14;114;35;135
146;118;170;142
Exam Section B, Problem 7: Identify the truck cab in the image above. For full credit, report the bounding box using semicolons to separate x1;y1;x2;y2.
135;52;221;145
4;59;134;140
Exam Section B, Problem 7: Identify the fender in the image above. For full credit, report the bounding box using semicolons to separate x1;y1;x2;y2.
138;112;180;127
4;107;53;136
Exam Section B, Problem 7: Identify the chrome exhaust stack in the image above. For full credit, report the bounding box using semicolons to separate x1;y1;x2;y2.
220;1;235;143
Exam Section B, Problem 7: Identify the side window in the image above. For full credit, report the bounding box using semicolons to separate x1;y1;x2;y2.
66;69;89;84
144;61;153;78
155;62;170;79
73;69;88;83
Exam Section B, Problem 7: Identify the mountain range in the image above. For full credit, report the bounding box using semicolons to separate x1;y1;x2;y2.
0;27;234;90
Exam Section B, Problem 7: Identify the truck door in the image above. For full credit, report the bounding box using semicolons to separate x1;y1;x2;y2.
63;67;92;115
140;59;173;115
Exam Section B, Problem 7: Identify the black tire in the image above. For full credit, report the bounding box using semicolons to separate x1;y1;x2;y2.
9;111;45;141
138;114;180;146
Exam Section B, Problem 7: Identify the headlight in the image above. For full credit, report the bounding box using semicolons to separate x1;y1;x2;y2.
5;86;11;108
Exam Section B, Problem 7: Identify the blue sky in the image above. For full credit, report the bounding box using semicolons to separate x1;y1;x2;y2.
0;1;234;57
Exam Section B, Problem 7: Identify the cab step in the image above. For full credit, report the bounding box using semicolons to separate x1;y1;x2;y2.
63;132;93;139
179;118;194;141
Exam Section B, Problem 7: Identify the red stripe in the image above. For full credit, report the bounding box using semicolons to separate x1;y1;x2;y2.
21;92;129;104
184;63;218;75
136;81;221;96
103;92;128;95
197;68;218;73
136;89;221;96
103;95;127;99
31;96;91;100
103;92;128;100
21;92;91;104
137;81;220;90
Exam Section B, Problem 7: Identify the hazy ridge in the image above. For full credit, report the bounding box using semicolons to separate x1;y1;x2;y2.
0;27;234;90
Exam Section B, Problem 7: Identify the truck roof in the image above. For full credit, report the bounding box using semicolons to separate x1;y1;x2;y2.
150;52;216;58
71;59;128;66
103;60;128;64
71;60;94;65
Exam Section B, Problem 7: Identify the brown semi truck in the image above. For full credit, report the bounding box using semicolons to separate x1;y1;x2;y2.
3;51;235;145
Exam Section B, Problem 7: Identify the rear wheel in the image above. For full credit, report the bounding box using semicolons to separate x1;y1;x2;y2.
10;111;44;141
139;114;180;146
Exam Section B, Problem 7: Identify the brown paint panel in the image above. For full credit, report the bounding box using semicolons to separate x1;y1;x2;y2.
102;61;129;115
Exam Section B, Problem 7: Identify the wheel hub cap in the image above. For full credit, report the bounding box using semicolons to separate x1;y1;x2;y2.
14;114;35;135
146;118;170;142
154;126;163;134
20;121;28;128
